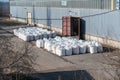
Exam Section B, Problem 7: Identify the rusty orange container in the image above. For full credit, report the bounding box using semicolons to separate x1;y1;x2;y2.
62;16;80;38
62;27;67;35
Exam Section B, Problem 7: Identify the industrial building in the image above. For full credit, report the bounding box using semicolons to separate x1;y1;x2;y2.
10;0;120;48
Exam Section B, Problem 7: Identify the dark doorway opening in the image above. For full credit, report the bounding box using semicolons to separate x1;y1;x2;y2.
71;17;80;36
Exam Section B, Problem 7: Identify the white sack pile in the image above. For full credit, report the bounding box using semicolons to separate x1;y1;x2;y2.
13;27;56;41
36;36;103;56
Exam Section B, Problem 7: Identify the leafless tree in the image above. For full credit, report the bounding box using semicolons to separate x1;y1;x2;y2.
0;36;36;80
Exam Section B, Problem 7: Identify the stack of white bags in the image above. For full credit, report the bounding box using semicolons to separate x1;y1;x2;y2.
13;27;56;41
13;27;103;56
36;36;103;56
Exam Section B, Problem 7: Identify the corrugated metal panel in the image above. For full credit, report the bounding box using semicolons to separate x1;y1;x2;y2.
10;0;113;9
10;6;120;41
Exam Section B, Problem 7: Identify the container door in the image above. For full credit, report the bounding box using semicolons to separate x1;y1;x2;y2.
62;17;67;36
66;16;71;36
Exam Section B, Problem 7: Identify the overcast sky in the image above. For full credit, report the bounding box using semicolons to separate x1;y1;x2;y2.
0;0;8;2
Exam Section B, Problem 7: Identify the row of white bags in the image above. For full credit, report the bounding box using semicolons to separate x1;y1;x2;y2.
36;36;103;56
13;27;56;41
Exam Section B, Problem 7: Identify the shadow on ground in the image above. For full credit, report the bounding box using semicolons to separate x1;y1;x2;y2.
0;70;95;80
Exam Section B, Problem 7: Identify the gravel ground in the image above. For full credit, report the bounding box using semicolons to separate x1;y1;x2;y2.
0;18;120;80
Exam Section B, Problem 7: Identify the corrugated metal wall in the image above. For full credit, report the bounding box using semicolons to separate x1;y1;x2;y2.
10;0;120;41
10;0;112;9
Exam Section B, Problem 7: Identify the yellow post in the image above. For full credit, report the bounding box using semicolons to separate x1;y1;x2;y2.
111;0;114;10
27;12;32;25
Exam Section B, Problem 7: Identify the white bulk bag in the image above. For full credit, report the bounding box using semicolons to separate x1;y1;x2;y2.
51;44;57;54
44;40;49;49
34;34;40;40
13;29;19;36
43;33;48;38
36;39;44;48
36;40;39;48
62;37;67;40
97;45;103;53
38;33;42;39
79;45;86;54
29;34;34;41
46;42;52;51
47;31;52;38
52;31;56;38
54;36;61;41
55;45;61;49
36;40;40;48
95;43;103;53
84;41;92;46
89;45;97;54
65;46;72;56
43;38;48;41
18;33;30;41
56;46;65;56
78;40;84;44
86;45;90;53
72;45;79;55
18;33;22;38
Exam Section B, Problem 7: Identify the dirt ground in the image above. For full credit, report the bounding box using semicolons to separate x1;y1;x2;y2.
0;18;120;80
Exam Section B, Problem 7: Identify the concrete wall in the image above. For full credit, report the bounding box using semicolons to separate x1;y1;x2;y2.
10;6;120;48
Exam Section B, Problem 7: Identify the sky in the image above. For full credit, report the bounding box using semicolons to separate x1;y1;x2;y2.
0;0;8;2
